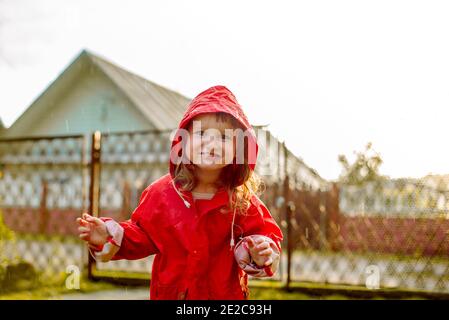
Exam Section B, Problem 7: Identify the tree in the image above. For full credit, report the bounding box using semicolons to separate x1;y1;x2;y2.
338;142;385;186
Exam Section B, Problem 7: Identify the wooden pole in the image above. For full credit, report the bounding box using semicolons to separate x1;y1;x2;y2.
87;131;101;280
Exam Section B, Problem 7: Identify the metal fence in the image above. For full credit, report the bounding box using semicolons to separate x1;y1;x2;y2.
1;130;449;296
92;129;172;277
281;177;449;294
0;135;87;280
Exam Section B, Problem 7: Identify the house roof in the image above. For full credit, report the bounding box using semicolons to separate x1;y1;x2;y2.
85;50;191;131
6;49;191;134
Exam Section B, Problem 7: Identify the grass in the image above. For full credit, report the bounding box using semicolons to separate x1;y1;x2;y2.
249;287;352;300
1;277;432;300
0;281;348;300
0;275;119;300
0;266;437;300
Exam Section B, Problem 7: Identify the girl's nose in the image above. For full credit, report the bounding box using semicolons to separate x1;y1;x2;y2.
202;133;222;148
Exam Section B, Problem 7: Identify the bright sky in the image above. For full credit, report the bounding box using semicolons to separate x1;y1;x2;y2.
1;0;448;181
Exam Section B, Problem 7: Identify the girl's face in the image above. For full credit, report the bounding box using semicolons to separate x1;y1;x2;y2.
185;113;237;171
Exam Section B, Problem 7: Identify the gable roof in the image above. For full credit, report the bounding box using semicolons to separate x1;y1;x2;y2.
6;49;191;134
85;51;191;130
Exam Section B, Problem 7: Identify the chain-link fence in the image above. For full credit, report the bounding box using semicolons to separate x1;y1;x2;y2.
285;177;449;294
89;127;324;282
0;135;87;282
92;130;172;277
1;130;449;296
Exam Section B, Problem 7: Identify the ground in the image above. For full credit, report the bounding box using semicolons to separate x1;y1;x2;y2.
0;277;430;300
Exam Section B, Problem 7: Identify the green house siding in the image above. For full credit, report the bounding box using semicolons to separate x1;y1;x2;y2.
21;69;154;137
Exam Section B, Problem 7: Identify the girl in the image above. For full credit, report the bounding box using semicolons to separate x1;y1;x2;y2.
76;85;283;300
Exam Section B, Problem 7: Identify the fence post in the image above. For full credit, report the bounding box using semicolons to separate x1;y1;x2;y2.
327;182;340;251
87;131;102;280
286;199;295;291
281;141;293;290
319;190;327;250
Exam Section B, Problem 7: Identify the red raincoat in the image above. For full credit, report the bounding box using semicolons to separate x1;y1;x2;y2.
102;86;283;300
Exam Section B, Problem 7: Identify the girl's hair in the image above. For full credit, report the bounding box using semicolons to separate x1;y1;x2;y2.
173;112;264;214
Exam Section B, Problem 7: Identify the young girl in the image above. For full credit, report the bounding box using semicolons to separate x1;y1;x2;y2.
76;85;283;300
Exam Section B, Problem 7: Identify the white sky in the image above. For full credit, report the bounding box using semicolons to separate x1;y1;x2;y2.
1;0;448;181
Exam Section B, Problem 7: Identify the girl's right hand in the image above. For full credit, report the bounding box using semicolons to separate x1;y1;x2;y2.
76;213;109;247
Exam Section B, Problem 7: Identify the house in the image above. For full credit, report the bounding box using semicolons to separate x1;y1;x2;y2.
3;50;190;138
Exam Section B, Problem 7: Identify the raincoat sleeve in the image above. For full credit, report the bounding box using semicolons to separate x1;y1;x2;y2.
234;196;283;278
91;187;159;262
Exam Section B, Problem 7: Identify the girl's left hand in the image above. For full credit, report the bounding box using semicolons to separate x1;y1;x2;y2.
246;237;273;267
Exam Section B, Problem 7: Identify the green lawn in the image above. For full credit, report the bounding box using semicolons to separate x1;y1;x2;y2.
0;283;351;300
0;275;119;300
249;287;352;300
0;270;432;300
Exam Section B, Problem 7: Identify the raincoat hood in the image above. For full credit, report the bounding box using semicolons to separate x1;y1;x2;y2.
169;85;259;182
